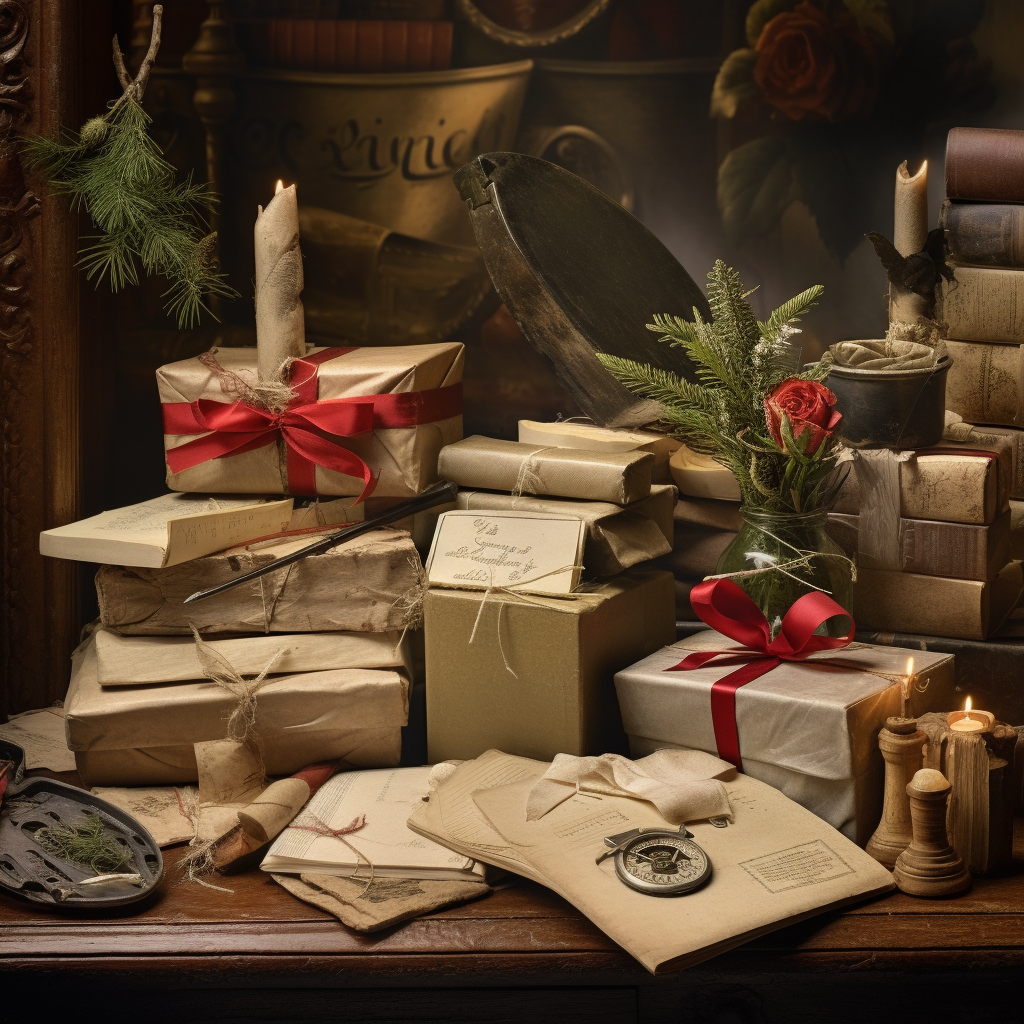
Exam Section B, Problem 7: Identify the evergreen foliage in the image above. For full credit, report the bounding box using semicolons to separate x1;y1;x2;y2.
35;813;134;875
598;260;843;514
24;96;236;328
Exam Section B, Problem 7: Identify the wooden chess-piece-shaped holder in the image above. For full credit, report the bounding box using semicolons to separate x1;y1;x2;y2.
866;717;926;868
893;769;971;897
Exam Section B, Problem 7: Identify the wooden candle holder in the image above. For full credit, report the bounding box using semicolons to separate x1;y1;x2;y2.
893;769;971;897
918;712;1016;875
866;717;926;868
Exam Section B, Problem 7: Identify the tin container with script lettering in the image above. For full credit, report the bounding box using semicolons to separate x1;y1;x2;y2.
224;60;533;257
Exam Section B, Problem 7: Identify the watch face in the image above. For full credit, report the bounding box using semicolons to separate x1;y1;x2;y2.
615;834;712;897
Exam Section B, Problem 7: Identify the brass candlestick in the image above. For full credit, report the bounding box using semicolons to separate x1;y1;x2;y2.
866;716;926;868
893;769;971;897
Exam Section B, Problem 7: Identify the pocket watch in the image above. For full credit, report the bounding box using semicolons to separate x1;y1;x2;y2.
596;825;712;897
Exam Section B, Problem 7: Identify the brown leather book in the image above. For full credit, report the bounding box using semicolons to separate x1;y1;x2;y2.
941;199;1024;268
946;127;1024;204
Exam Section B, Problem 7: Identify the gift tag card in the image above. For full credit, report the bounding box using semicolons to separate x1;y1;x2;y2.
426;510;586;595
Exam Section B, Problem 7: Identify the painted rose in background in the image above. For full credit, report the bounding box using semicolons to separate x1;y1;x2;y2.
712;0;992;259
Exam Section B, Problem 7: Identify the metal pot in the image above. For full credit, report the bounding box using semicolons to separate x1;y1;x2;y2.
826;355;953;449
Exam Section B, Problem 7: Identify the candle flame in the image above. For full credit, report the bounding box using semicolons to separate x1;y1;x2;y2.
275;179;285;194
905;657;914;678
964;695;972;722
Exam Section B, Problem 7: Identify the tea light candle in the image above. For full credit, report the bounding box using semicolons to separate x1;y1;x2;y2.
947;697;994;734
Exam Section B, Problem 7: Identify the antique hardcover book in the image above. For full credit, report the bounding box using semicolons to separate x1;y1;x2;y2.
261;766;489;881
938;266;1024;343
39;494;294;568
945;340;1024;427
946;127;1024;203
940;199;1024;268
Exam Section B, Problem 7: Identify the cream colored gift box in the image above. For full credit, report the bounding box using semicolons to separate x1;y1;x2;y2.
615;632;955;844
65;634;409;786
158;343;463;499
96;528;422;635
424;571;676;763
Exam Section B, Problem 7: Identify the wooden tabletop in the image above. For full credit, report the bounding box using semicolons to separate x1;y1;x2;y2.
2;775;1024;1022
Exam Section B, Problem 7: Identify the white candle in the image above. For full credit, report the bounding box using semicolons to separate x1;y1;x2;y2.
947;697;994;734
894;159;928;257
255;179;306;382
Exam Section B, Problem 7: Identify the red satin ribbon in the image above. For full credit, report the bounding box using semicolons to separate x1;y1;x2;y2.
161;347;462;500
667;578;854;770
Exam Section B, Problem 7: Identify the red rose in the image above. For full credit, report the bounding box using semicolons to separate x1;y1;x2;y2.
754;2;880;122
765;378;841;455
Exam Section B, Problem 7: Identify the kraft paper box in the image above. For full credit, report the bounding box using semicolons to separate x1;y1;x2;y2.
945;339;1024;428
437;435;654;504
828;510;1012;582
454;485;676;576
968;425;1024;499
614;632;956;844
96;528;422;635
834;439;1011;525
93;627;409;686
424;571;676;763
158;343;464;499
852;562;1024;641
65;636;408;786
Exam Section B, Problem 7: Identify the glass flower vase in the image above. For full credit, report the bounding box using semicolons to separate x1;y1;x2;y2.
713;508;853;638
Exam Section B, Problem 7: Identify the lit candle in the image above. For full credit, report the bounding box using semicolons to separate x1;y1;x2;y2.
255;179;305;382
947;697;995;734
900;656;914;718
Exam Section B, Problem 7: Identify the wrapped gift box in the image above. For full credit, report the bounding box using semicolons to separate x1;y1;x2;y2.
454;485;675;576
834;439;1011;525
852;562;1023;640
615;632;956;843
828;510;1012;582
93;627;409;685
96;528;422;635
517;419;680;484
158;343;464;499
65;635;409;786
968;425;1024;498
945;339;1024;428
424;570;675;762
437;435;654;504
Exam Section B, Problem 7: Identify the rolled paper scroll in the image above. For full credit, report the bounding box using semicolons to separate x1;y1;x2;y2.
255;181;306;382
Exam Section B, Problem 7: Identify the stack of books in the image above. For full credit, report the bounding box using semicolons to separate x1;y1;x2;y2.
939;125;1024;569
233;0;452;72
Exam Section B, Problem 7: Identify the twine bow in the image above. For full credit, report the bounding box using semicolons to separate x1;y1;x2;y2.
668;578;854;770
287;813;374;896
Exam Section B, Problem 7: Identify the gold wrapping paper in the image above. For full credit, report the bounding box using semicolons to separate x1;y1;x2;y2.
834;439;1011;525
65;636;409;785
437;435;654;504
614;633;955;844
158;343;464;498
95;528;422;635
424;571;676;763
828;510;1011;581
453;485;675;576
853;561;1024;640
945;339;1024;428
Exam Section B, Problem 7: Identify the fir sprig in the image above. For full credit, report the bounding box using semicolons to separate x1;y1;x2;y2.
21;5;237;328
598;260;840;514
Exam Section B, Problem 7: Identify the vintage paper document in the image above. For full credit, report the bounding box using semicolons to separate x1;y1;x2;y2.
92;786;195;847
0;708;76;772
262;767;486;881
40;493;294;567
471;766;894;973
426;510;586;595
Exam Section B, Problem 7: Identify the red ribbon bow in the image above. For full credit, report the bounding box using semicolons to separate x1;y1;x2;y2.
668;578;854;770
161;347;462;500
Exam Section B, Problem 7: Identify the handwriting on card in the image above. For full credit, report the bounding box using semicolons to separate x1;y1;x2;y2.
427;512;586;595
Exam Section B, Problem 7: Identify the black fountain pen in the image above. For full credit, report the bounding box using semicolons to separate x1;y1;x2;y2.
182;479;458;605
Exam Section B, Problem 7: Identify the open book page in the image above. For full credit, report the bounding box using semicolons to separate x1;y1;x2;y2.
473;771;894;974
39;494;294;568
262;767;483;881
407;749;548;882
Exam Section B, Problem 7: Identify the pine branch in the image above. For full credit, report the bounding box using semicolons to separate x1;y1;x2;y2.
758;284;824;341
